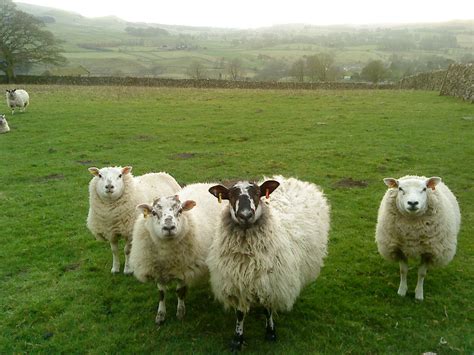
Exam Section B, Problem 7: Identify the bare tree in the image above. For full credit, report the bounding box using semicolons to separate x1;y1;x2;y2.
305;53;335;82
227;58;244;81
187;61;207;79
289;59;305;82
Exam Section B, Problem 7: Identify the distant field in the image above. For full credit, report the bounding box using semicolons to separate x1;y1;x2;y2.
0;86;473;353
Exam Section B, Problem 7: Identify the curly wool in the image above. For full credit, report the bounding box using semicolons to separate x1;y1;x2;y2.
207;176;330;313
130;183;223;287
376;176;461;266
87;171;181;242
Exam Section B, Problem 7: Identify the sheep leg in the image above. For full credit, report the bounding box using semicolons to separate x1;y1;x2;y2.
230;310;245;352
415;263;428;301
398;260;409;297
176;282;187;320
123;237;133;275
264;308;276;342
109;237;120;274
155;283;166;325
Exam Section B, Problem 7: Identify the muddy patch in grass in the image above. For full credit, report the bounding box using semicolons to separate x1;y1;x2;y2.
171;152;197;160
334;177;369;188
37;174;65;182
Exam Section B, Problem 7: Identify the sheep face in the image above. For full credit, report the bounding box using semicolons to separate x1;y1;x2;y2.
88;166;132;202
209;180;279;227
6;89;17;100
0;114;6;125
384;176;441;216
137;196;196;241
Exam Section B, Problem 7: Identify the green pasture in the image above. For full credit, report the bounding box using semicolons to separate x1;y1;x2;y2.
0;86;473;353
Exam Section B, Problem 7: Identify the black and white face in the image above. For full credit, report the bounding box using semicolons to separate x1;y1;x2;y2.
6;89;16;100
0;114;5;124
384;176;441;216
209;180;280;227
88;166;132;202
137;196;195;241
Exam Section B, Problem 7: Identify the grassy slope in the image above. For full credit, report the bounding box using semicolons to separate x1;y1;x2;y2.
0;86;473;353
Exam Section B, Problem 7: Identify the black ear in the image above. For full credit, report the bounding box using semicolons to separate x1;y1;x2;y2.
259;180;280;198
209;185;230;200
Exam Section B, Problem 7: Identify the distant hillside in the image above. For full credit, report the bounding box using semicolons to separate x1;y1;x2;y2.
14;2;474;81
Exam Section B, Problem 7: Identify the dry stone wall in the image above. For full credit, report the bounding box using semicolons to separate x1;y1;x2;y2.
399;64;473;103
440;63;473;102
1;75;395;90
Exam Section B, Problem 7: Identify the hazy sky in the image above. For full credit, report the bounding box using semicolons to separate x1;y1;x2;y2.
14;0;474;28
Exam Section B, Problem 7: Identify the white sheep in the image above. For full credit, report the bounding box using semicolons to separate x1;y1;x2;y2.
129;183;224;325
207;176;330;351
375;175;461;301
87;166;180;274
5;89;29;114
0;114;10;133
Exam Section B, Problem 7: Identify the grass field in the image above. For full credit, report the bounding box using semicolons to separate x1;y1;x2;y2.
0;86;473;353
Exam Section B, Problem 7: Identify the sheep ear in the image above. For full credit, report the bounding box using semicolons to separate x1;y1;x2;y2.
209;185;229;201
137;204;152;217
259;180;280;198
383;178;398;188
182;200;196;211
88;167;100;176
426;177;441;191
122;166;132;175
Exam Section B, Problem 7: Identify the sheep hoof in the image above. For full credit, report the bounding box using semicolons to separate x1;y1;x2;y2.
230;334;244;352
415;291;424;301
123;266;133;275
155;311;166;326
111;267;120;274
176;305;186;320
397;286;407;297
265;327;277;342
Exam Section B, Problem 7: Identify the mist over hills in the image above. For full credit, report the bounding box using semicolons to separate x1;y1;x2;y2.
15;2;474;80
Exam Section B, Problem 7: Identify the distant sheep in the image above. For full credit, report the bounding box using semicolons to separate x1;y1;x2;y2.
207;176;330;351
375;175;461;300
130;183;224;325
87;166;180;274
5;89;29;114
0;114;10;133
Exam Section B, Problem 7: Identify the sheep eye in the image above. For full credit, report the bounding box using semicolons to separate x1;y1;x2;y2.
152;211;157;216
98;174;102;178
118;174;122;178
422;187;427;192
398;187;403;192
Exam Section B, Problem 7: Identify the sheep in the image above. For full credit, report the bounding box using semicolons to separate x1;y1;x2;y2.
87;166;180;274
375;175;461;301
207;176;330;351
0;114;10;133
129;183;224;325
5;89;29;114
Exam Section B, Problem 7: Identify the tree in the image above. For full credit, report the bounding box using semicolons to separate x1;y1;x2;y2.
289;59;305;82
0;0;66;82
305;53;335;82
186;61;207;80
361;60;387;83
226;58;244;81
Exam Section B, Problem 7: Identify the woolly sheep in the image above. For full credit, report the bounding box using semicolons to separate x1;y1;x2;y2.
87;166;180;274
207;176;330;351
5;89;29;114
375;175;461;301
0;114;10;133
129;183;224;325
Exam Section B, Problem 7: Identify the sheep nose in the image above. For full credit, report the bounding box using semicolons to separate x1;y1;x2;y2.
105;184;114;190
163;225;176;232
407;201;419;206
238;209;254;221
